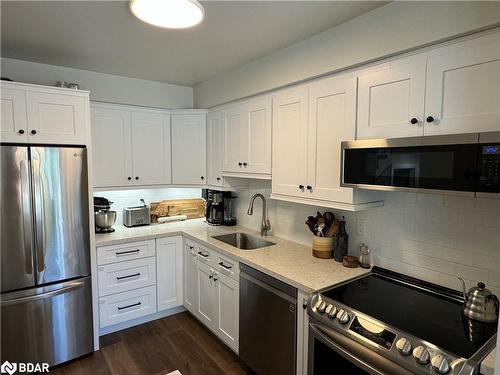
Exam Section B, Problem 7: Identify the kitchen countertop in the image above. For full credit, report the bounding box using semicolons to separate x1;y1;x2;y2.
95;218;370;293
481;348;496;375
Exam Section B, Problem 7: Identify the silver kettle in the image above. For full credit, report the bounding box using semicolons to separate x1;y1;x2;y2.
459;278;499;323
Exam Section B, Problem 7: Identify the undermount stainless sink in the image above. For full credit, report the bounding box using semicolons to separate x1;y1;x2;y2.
212;232;276;250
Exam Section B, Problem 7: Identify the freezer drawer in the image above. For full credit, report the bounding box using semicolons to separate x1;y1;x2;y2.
99;285;157;328
1;277;93;366
98;256;156;296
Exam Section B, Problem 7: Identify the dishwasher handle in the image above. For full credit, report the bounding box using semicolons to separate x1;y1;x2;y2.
240;271;297;305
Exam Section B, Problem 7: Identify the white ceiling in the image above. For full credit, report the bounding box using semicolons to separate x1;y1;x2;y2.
1;1;387;87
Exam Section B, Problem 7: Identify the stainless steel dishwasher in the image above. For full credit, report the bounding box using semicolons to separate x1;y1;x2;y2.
239;264;297;375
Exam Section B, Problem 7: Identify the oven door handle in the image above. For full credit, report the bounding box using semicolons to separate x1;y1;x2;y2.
309;323;414;375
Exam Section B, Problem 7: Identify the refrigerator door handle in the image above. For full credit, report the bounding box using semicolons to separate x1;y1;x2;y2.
31;159;45;273
19;159;33;275
0;279;85;306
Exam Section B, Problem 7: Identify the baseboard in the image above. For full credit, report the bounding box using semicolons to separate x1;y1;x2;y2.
98;305;186;338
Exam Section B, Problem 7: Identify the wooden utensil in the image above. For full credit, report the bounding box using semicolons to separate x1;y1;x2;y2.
325;219;340;237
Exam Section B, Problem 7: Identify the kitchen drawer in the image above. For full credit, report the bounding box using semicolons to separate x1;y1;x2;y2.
215;253;239;281
195;244;213;265
99;286;157;328
97;239;156;265
98;257;156;296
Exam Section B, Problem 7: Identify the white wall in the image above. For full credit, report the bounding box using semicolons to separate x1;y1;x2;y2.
1;58;193;109
94;187;202;224
194;1;500;108
233;182;500;297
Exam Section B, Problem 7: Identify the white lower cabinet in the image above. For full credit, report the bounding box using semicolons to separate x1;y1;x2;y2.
195;260;218;330
215;272;239;352
297;290;310;375
183;239;198;314
156;236;183;311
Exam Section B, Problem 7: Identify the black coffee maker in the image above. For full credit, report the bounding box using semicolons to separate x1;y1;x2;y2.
205;189;224;225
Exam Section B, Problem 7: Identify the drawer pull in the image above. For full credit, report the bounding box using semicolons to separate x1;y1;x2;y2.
197;251;209;258
117;302;141;311
115;249;140;256
116;273;141;280
218;262;232;270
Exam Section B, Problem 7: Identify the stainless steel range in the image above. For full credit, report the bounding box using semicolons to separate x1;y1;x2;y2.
307;267;497;375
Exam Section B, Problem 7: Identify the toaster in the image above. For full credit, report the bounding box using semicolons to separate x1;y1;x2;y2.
123;201;151;227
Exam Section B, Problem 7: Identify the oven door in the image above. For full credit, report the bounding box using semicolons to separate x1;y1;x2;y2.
308;323;414;375
341;133;479;193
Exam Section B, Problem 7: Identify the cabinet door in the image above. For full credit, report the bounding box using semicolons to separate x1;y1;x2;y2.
357;59;426;139
207;111;224;186
244;96;272;175
91;107;132;187
91;106;133;187
171;114;207;185
156;236;182;311
26;91;87;144
425;33;500;135
131;110;171;185
223;106;247;173
195;261;216;330
183;240;198;314
272;86;309;197
0;87;28;143
215;272;239;353
307;76;356;203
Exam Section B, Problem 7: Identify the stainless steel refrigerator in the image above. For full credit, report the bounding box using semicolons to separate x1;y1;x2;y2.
1;145;93;366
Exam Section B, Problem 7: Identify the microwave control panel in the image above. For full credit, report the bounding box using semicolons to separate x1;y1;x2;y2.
479;144;500;192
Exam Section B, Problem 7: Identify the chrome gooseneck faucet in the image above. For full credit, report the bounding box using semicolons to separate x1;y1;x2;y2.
247;193;271;236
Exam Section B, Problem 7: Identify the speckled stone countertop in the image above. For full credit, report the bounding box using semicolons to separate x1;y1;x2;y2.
95;218;370;293
481;348;496;375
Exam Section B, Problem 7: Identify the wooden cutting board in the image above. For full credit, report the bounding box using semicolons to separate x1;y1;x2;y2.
151;199;205;222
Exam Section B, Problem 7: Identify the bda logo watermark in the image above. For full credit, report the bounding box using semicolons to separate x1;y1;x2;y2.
0;362;17;375
1;361;49;374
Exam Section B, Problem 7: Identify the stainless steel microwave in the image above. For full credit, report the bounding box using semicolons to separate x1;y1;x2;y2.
341;132;500;195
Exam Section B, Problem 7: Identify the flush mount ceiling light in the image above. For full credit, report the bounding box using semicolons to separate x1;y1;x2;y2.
130;0;205;29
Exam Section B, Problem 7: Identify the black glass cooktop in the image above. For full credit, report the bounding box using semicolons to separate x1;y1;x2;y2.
322;268;497;358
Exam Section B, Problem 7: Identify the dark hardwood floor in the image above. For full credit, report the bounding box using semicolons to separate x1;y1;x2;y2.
51;312;253;375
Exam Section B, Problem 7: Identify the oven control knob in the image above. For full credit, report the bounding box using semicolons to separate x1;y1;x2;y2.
336;309;350;324
395;337;412;356
317;301;327;313
327;305;338;319
431;354;450;374
412;346;430;365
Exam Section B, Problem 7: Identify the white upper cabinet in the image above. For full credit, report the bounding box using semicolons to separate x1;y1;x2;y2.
91;103;171;188
207;110;224;186
171;111;207;185
91;105;133;187
357;58;426;139
307;76;357;203
1;82;89;145
272;86;309;197
221;95;272;177
130;110;171;185
1;86;28;143
424;33;500;135
156;236;183;312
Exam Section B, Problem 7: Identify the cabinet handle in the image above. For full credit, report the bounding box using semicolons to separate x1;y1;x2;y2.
197;251;209;258
219;261;232;270
299;185;304;190
128;177;132;181
30;130;37;135
209;274;213;279
116;272;141;280
135;176;139;180
213;277;218;282
238;162;243;167
116;249;140;256
303;303;308;310
189;246;194;250
307;185;312;190
216;177;221;181
243;162;248;167
18;129;25;135
426;116;435;123
201;176;205;180
410;118;418;125
117;302;141;311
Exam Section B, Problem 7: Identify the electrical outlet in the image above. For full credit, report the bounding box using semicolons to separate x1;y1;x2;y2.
356;218;367;236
